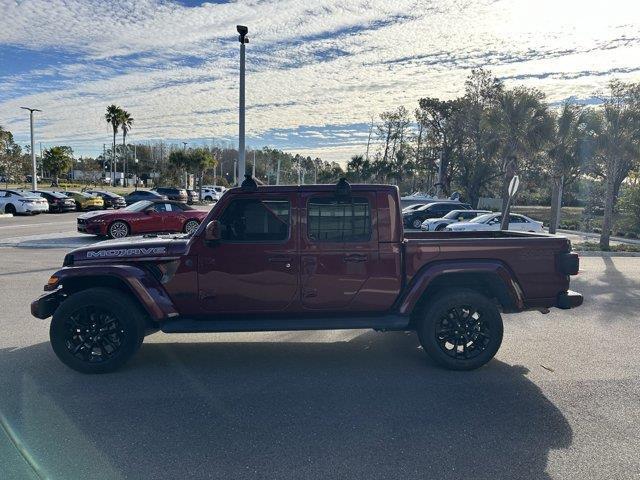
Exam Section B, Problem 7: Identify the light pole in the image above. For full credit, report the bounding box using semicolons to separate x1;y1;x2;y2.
20;107;41;190
237;25;248;185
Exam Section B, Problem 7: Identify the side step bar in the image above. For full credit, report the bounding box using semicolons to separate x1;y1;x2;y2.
161;314;411;333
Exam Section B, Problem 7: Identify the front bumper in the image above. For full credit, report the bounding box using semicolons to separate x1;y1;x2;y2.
77;222;106;235
31;290;63;319
556;290;583;309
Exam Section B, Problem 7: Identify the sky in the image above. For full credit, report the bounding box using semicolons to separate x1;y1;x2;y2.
1;0;639;164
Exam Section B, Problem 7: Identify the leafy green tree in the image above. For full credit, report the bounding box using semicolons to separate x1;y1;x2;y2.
545;104;596;233
188;148;216;200
0;126;23;186
592;80;640;248
43;146;73;186
492;86;553;223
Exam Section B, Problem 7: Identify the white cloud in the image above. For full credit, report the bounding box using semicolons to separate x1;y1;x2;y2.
1;0;639;165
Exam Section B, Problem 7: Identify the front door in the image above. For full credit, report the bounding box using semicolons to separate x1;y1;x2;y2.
300;191;378;311
197;193;299;314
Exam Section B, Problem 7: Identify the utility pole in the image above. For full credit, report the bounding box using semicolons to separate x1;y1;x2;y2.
20;106;41;190
365;116;374;162
39;142;43;177
237;25;249;185
436;151;444;198
233;159;237;185
252;150;256;178
182;142;188;189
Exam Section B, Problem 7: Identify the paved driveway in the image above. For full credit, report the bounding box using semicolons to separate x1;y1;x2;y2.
0;247;638;479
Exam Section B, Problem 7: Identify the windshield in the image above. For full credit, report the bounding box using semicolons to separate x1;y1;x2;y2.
470;214;496;223
443;210;465;219
123;200;153;212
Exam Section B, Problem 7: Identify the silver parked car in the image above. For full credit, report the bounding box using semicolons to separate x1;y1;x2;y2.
421;209;491;231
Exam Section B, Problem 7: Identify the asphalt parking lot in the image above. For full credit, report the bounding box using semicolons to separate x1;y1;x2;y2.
0;219;639;479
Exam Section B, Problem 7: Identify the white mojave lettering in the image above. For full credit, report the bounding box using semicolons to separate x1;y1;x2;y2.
86;247;167;258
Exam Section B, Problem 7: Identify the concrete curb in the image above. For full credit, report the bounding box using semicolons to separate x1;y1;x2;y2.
557;228;640;246
575;251;640;257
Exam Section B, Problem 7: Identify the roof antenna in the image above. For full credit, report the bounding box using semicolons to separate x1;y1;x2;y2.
241;174;257;192
336;178;351;198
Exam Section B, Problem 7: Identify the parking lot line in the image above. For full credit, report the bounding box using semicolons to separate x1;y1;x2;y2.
0;221;76;229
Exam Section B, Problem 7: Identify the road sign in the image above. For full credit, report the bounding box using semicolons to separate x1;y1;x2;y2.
508;175;520;197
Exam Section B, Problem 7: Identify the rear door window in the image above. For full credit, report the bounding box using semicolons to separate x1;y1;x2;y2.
307;197;371;242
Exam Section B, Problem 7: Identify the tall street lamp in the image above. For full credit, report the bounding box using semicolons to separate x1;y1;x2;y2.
20;107;42;190
237;25;249;185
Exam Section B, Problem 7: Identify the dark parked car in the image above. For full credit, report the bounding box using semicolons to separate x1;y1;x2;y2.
186;189;199;204
123;190;167;205
403;201;472;229
32;181;582;374
84;190;126;209
33;190;76;213
152;187;188;203
77;199;208;238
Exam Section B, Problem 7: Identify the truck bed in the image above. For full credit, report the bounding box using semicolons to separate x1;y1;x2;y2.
402;230;573;309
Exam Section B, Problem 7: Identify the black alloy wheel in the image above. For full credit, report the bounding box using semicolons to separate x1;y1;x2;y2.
50;287;146;373
417;289;503;370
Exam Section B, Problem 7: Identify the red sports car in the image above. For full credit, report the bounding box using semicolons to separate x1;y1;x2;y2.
77;200;208;238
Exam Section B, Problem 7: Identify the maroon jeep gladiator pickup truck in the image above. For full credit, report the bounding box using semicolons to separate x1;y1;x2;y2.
32;178;582;373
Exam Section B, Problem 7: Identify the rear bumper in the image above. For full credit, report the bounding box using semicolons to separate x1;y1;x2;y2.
31;290;63;319
556;290;583;309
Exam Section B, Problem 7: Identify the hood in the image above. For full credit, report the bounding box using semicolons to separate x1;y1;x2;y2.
78;210;109;220
448;222;486;230
65;235;190;265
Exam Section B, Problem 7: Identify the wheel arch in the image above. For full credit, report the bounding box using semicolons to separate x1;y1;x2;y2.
397;261;525;323
55;266;178;325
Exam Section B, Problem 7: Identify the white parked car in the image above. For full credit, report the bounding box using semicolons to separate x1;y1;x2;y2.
0;189;49;215
446;213;544;232
201;186;227;202
421;209;491;231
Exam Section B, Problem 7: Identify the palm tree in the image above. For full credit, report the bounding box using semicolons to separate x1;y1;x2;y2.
119;109;134;186
493;87;553;228
546;104;593;233
105;105;122;186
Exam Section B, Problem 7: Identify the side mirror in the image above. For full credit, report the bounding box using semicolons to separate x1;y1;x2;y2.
144;207;155;214
205;220;221;242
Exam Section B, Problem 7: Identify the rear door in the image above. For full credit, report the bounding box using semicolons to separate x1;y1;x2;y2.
300;191;378;311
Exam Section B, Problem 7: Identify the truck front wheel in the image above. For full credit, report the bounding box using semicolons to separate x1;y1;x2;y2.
49;287;146;374
417;289;503;370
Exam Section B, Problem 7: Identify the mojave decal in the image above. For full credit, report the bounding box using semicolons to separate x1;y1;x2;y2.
86;247;167;258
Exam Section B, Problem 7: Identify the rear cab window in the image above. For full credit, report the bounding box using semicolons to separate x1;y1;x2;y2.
307;196;371;242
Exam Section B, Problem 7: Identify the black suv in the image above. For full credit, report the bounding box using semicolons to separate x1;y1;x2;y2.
123;190;168;205
402;201;472;229
152;187;188;203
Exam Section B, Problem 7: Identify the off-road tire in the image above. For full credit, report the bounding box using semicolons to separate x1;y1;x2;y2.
50;287;146;374
417;288;503;370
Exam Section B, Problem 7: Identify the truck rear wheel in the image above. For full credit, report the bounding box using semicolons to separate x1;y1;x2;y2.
49;287;146;374
417;289;503;370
